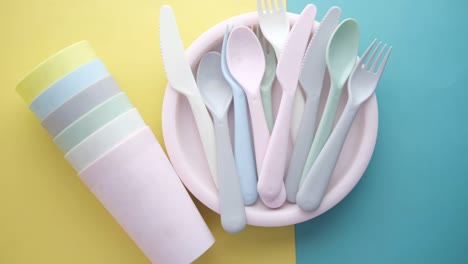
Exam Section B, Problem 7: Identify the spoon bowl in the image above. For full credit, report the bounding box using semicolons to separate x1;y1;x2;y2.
197;52;233;117
226;26;265;96
326;19;360;87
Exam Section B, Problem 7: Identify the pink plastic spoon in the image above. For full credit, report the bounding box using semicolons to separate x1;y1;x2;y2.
226;26;268;175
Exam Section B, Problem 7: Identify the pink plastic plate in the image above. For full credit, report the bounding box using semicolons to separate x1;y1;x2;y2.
162;12;378;227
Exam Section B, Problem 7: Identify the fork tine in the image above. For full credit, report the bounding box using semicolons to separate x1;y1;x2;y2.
277;0;285;11
270;0;277;11
365;41;382;69
370;43;387;72
263;0;271;12
357;39;377;68
377;46;392;76
257;0;263;13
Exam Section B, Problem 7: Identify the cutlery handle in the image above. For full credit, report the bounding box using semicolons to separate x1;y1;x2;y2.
187;94;218;187
285;92;321;202
297;102;359;211
260;80;274;132
232;88;259;205
291;89;305;144
246;94;271;175
258;92;295;207
301;82;343;180
214;115;247;233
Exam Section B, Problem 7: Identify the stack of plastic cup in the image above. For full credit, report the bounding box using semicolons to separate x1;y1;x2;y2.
16;41;214;264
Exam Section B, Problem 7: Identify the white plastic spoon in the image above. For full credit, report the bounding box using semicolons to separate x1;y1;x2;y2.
197;52;246;233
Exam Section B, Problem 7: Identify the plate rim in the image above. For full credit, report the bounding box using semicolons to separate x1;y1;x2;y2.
161;12;379;227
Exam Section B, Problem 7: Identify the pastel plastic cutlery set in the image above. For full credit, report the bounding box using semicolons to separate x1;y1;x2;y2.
15;1;392;262
160;2;391;232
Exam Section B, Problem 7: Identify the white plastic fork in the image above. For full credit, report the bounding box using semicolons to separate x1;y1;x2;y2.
297;39;392;212
256;0;305;142
256;0;289;57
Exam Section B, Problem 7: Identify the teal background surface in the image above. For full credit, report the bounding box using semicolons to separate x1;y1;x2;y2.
288;0;468;263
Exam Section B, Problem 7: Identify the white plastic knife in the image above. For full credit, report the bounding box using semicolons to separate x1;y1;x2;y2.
285;7;342;202
159;5;218;187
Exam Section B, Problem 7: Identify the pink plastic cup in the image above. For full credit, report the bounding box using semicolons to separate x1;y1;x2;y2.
79;126;214;264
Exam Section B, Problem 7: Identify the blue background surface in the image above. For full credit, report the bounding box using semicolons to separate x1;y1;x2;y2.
288;0;468;263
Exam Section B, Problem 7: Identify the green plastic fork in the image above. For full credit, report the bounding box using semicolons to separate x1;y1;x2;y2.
253;25;277;132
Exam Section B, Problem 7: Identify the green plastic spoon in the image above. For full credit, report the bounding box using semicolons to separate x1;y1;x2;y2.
301;19;360;181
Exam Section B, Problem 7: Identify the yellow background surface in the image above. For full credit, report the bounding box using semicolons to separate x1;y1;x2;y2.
0;0;295;263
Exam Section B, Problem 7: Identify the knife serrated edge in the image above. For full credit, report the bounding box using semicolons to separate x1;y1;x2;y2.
299;7;342;95
159;5;198;94
275;4;317;92
159;5;219;187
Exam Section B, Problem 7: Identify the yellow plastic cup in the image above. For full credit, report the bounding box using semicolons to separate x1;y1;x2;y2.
16;40;97;104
